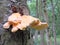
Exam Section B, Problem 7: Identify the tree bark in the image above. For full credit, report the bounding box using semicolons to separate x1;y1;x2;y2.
50;0;57;45
38;0;46;45
0;0;30;45
40;30;45;45
42;0;51;45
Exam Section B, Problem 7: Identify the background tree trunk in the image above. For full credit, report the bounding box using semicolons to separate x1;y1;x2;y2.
0;0;30;45
50;0;57;45
42;0;51;45
39;0;46;45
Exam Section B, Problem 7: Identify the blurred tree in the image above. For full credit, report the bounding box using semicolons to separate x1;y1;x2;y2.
50;0;57;45
33;0;38;45
39;0;46;45
42;0;51;45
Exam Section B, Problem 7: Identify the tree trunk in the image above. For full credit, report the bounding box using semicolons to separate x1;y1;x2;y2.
50;0;57;45
40;30;45;45
38;0;46;45
42;0;51;45
0;0;30;45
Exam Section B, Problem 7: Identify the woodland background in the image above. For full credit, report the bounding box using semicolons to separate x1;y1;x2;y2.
0;0;60;45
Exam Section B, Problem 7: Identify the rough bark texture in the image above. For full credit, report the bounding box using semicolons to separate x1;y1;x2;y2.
0;0;30;45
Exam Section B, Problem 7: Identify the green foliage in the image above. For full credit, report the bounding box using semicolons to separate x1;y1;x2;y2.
27;0;60;45
27;0;36;16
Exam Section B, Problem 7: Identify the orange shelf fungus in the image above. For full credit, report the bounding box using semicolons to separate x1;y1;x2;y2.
17;15;41;30
3;12;48;32
19;15;48;30
30;22;48;30
3;13;22;32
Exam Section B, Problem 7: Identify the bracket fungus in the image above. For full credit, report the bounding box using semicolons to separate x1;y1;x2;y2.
3;12;48;32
